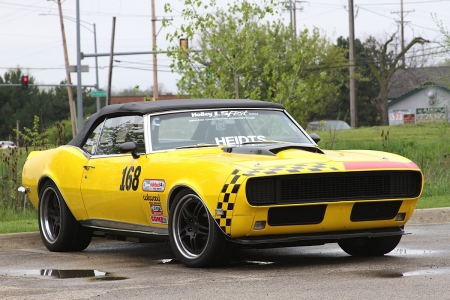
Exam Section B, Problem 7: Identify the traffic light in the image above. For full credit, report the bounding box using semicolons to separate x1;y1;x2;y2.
21;75;29;90
180;38;188;51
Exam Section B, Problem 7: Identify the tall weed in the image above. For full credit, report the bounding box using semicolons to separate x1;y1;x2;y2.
0;116;66;216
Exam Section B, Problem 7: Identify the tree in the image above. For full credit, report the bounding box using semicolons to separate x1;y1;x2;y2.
361;33;429;125
163;0;348;125
0;68;98;141
318;36;380;127
112;83;168;97
435;13;450;47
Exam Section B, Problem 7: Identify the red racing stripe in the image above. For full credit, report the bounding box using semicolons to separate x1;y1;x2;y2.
343;161;419;170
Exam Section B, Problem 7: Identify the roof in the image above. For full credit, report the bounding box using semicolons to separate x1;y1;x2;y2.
69;99;285;147
388;66;450;101
110;94;190;104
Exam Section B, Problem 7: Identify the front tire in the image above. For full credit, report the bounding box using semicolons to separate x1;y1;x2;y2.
39;181;92;252
168;189;233;267
338;235;402;257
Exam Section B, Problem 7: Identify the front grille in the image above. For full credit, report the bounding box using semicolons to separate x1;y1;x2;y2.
246;171;422;205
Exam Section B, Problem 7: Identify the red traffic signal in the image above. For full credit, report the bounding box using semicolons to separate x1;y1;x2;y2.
21;75;29;90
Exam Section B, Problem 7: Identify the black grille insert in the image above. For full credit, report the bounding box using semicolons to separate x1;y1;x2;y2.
268;205;327;226
246;171;422;205
351;201;403;221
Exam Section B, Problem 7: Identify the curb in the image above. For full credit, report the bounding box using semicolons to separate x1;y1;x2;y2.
0;232;42;251
407;207;450;225
1;208;450;250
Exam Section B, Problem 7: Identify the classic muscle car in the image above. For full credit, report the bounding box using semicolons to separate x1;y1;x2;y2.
20;99;423;267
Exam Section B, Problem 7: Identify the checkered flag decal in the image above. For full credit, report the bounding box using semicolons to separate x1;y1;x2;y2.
214;163;340;236
215;169;245;236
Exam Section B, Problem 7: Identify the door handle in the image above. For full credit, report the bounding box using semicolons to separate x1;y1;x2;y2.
83;165;95;170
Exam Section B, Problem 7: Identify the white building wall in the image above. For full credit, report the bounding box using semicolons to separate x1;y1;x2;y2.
388;87;450;125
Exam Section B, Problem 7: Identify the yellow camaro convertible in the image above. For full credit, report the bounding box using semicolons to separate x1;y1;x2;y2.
21;99;423;268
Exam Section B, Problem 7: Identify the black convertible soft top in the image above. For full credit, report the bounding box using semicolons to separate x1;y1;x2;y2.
69;99;285;147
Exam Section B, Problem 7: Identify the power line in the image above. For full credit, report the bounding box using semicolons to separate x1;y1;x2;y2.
360;0;450;6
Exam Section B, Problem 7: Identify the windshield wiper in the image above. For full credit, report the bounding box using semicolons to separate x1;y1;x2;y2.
175;143;219;149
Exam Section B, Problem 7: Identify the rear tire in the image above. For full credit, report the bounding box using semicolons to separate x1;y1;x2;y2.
168;189;233;267
338;235;402;257
39;181;92;252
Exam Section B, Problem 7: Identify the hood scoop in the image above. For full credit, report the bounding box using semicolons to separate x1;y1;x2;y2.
222;143;324;156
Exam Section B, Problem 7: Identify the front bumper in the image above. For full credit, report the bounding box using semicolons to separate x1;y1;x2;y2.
231;226;407;247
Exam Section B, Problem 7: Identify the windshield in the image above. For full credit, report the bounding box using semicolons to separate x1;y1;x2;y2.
150;109;313;151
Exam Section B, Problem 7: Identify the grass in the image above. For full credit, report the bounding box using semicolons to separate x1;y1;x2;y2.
0;208;38;234
417;196;449;209
1;122;449;234
315;122;450;200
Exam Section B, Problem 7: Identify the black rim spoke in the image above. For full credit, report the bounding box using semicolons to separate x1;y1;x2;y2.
176;195;210;256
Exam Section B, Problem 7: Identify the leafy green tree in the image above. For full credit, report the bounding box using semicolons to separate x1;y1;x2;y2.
113;83;168;97
316;37;380;127
0;69;98;141
163;0;348;125
0;69;40;140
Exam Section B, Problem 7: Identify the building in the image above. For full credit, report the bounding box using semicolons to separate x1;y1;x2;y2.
388;66;450;125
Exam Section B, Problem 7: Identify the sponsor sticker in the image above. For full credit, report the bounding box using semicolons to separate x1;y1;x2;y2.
142;179;165;192
143;194;161;202
151;215;168;224
215;135;265;146
190;110;258;120
150;204;163;215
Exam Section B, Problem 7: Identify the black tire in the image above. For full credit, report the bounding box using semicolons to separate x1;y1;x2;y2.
168;189;233;268
38;181;92;252
338;235;402;257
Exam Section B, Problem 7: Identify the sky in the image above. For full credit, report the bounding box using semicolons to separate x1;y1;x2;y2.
1;0;449;95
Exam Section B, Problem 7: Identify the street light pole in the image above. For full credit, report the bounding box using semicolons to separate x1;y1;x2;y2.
151;0;158;101
76;0;84;132
348;0;357;127
93;23;101;111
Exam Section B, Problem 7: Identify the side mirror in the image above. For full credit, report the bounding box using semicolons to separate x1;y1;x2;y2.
309;133;321;144
119;141;140;159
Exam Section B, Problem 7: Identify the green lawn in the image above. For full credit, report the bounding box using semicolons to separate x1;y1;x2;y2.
416;196;449;209
0;209;38;234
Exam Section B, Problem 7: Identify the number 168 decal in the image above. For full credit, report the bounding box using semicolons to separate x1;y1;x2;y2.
119;166;142;191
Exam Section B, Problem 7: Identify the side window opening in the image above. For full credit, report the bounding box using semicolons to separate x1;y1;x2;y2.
94;115;145;156
82;121;104;155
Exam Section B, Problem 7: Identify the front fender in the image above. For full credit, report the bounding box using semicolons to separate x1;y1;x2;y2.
22;146;90;220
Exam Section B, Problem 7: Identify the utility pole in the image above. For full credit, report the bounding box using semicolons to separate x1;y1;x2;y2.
151;0;158;100
289;0;294;38
292;1;306;38
56;0;77;137
348;0;357;127
285;1;305;38
391;0;414;68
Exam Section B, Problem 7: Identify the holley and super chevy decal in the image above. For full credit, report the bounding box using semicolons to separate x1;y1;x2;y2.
142;179;165;192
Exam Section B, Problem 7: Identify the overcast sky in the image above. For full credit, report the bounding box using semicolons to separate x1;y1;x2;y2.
1;0;449;95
